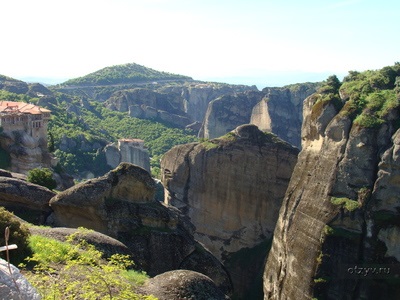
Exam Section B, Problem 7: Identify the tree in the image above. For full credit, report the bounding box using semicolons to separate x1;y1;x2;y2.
27;168;57;190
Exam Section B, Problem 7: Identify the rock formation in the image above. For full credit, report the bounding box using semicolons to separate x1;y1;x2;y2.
0;258;41;300
161;124;299;298
263;70;400;299
105;88;193;128
200;83;318;148
0;176;55;224
142;270;229;300
48;163;232;295
105;139;150;172
198;91;265;139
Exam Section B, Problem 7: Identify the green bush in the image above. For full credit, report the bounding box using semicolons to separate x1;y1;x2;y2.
27;168;57;190
0;207;31;265
330;197;360;211
24;230;156;300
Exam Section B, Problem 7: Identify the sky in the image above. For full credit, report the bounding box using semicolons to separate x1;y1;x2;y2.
1;0;399;89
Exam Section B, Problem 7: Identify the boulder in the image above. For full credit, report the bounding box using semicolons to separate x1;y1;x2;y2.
48;163;233;295
0;176;55;224
0;258;41;300
141;270;229;300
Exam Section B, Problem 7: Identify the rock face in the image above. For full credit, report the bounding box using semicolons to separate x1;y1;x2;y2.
105;139;150;172
105;88;193;128
0;128;54;175
48;163;232;295
142;270;229;300
104;83;257;131
0;258;41;300
161;124;299;298
200;83;319;148
258;83;319;148
0;176;55;224
264;77;400;299
198;91;265;139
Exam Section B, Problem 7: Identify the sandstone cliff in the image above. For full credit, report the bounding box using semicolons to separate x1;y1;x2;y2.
103;83;257;130
264;68;400;300
199;83;318;148
0;175;55;224
48;163;232;295
161;124;299;298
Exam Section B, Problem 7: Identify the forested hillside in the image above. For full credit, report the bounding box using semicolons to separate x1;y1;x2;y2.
60;63;192;86
0;76;197;179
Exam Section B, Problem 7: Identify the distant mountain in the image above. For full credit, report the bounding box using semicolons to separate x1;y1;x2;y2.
59;63;192;86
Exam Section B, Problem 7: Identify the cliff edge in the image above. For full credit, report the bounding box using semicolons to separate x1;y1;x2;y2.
264;67;400;299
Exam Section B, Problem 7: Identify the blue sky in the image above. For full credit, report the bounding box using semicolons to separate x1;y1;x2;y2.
1;0;399;88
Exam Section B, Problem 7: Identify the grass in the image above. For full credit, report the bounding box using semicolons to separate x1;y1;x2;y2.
21;231;156;300
330;197;360;211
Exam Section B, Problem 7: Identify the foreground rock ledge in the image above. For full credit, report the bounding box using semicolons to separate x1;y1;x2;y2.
48;162;233;295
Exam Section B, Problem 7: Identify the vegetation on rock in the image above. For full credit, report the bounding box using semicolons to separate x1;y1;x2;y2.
46;95;197;178
27;168;57;190
60;63;192;86
0;207;32;265
22;228;156;300
311;64;400;128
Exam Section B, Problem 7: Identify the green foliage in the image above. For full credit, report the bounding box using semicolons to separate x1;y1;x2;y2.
311;75;343;119
330;197;360;211
323;225;334;236
201;140;219;150
0;207;31;265
339;64;400;128
47;99;197;177
313;277;328;283
23;230;156;300
27;168;57;190
61;63;191;86
0;90;38;103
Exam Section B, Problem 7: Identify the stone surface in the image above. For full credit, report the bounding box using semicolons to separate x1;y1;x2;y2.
199;83;318;148
48;162;232;295
141;270;229;300
0;258;41;300
263;89;400;299
30;226;133;258
161;124;298;298
0;176;55;224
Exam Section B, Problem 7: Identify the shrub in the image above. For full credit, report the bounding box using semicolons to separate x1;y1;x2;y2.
0;207;31;265
330;197;360;211
24;231;156;300
27;168;57;190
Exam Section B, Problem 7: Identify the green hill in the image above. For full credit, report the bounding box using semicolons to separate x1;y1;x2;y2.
60;63;192;86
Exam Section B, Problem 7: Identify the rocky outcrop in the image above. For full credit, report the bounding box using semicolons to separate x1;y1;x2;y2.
198;91;265;139
0;130;55;174
0;258;41;300
142;270;229;300
48;163;232;295
200;83;318;148
29;226;133;258
104;139;150;172
105;88;192;128
0;176;55;224
258;83;319;147
161;124;299;298
263;74;400;299
163;83;257;123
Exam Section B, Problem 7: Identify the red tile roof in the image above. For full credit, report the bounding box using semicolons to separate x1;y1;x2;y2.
0;101;51;114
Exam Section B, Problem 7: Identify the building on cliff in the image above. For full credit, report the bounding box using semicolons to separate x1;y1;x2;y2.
105;138;150;173
0;101;51;139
